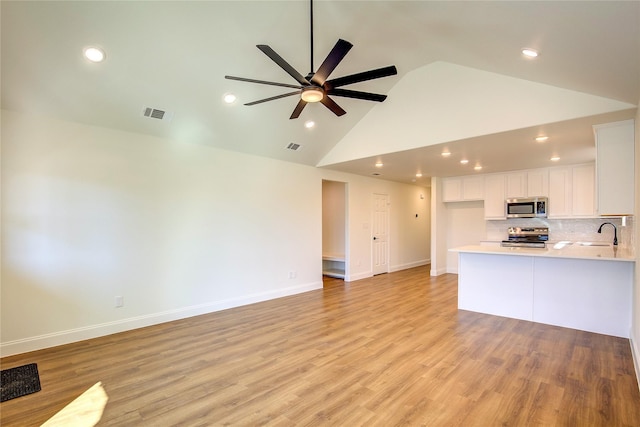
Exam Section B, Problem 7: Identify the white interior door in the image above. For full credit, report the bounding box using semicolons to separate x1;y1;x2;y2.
372;193;389;275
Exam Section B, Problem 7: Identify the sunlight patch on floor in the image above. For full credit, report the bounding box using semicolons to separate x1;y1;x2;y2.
41;382;108;427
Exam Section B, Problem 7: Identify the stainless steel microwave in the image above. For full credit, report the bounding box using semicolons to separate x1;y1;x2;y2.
505;197;548;218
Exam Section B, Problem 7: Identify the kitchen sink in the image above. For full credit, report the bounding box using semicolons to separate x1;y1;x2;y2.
552;241;613;249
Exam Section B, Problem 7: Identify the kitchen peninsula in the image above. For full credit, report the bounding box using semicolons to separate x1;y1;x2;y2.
451;244;635;338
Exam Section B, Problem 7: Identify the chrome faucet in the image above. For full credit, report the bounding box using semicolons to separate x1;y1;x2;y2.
597;222;618;246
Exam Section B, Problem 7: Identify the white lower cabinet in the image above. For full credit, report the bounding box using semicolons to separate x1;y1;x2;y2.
458;252;633;337
533;257;632;337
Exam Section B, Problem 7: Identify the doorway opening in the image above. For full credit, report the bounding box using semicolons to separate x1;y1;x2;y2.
322;180;347;282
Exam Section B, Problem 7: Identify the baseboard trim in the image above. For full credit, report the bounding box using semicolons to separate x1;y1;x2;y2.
345;271;372;282
390;259;430;273
631;335;640;392
430;267;448;276
346;260;430;282
0;281;322;357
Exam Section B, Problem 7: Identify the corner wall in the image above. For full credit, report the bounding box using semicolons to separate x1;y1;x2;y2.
632;106;640;386
321;170;431;281
1;110;430;356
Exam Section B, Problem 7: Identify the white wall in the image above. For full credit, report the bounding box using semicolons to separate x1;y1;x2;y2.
1;110;430;356
445;201;486;273
632;105;640;382
430;177;449;276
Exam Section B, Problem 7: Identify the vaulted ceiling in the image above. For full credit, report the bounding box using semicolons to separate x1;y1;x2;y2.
2;1;638;185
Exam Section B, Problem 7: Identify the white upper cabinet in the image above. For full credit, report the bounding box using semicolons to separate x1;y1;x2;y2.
484;174;506;219
548;167;572;218
548;164;595;218
571;164;595;217
442;176;484;202
442;178;462;202
444;163;595;219
505;172;527;198
594;120;635;216
527;170;549;197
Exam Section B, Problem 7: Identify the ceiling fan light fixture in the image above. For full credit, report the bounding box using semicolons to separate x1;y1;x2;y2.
300;87;324;103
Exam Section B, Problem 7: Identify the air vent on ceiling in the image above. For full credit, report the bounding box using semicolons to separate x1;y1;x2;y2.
142;107;173;122
286;143;301;151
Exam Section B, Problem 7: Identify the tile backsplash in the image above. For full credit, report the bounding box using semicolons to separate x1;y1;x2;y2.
485;217;635;249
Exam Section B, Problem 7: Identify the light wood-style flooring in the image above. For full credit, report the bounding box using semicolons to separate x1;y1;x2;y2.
2;266;640;426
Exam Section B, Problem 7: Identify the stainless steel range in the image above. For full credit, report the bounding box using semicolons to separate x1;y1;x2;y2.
501;227;548;248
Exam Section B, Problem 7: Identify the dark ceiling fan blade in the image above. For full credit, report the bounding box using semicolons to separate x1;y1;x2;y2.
244;91;301;106
325;65;398;89
310;39;353;87
320;96;346;117
290;99;308;119
328;88;387;102
257;45;310;86
225;75;304;90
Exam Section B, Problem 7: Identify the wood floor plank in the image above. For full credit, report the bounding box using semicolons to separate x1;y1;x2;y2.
2;266;640;426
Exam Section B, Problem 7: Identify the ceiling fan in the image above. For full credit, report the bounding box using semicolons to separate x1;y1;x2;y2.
224;0;397;119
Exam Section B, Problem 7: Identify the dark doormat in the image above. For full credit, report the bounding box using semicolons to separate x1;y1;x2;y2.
1;363;41;402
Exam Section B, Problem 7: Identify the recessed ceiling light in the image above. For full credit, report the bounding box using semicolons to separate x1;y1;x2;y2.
535;135;549;142
375;161;384;168
460;159;469;165
474;165;483;171
522;48;539;58
83;46;106;63
415;173;422;178
550;156;560;162
441;151;451;157
304;120;315;129
223;93;237;104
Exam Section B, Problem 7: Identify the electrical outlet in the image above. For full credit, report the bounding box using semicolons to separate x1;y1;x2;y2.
288;271;297;279
115;296;124;308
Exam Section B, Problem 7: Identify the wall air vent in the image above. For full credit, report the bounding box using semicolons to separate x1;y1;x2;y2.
142;107;173;122
286;143;301;151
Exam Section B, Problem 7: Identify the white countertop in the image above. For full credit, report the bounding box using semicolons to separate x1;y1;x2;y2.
451;242;635;262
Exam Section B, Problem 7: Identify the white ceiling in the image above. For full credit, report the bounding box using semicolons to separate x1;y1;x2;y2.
2;1;638;186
